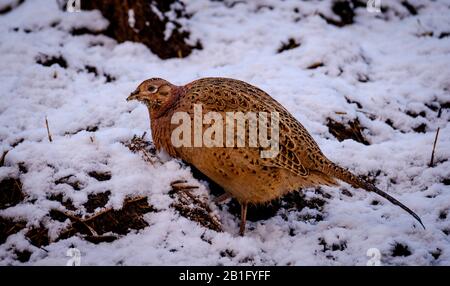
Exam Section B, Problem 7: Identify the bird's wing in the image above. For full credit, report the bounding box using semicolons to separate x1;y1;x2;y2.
186;77;322;177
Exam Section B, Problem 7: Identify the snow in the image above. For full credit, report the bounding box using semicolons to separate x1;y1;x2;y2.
0;0;449;265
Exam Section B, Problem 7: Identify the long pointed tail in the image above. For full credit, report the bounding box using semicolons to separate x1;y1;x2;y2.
323;161;425;229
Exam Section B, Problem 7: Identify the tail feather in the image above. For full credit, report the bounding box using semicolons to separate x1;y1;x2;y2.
323;161;425;229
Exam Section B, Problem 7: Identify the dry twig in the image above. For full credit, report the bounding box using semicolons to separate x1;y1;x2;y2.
429;127;440;167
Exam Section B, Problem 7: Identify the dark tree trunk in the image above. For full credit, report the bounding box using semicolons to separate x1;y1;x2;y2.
81;0;200;59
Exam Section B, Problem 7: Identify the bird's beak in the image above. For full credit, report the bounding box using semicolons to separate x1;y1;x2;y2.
127;89;140;101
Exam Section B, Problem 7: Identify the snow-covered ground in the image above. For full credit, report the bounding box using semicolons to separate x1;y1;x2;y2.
0;0;449;265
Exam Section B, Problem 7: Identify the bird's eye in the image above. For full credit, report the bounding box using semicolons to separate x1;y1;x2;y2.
148;86;158;93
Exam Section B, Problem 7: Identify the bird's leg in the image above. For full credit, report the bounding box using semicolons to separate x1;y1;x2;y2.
239;202;248;236
213;192;232;204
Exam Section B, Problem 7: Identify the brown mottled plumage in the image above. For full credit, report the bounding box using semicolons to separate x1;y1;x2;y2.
127;77;424;235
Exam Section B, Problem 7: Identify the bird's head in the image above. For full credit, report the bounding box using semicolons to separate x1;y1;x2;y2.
127;78;176;114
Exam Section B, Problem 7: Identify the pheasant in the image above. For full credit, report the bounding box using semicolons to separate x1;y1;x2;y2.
127;77;424;235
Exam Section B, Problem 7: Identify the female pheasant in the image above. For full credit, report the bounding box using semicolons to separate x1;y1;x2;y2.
127;77;424;235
